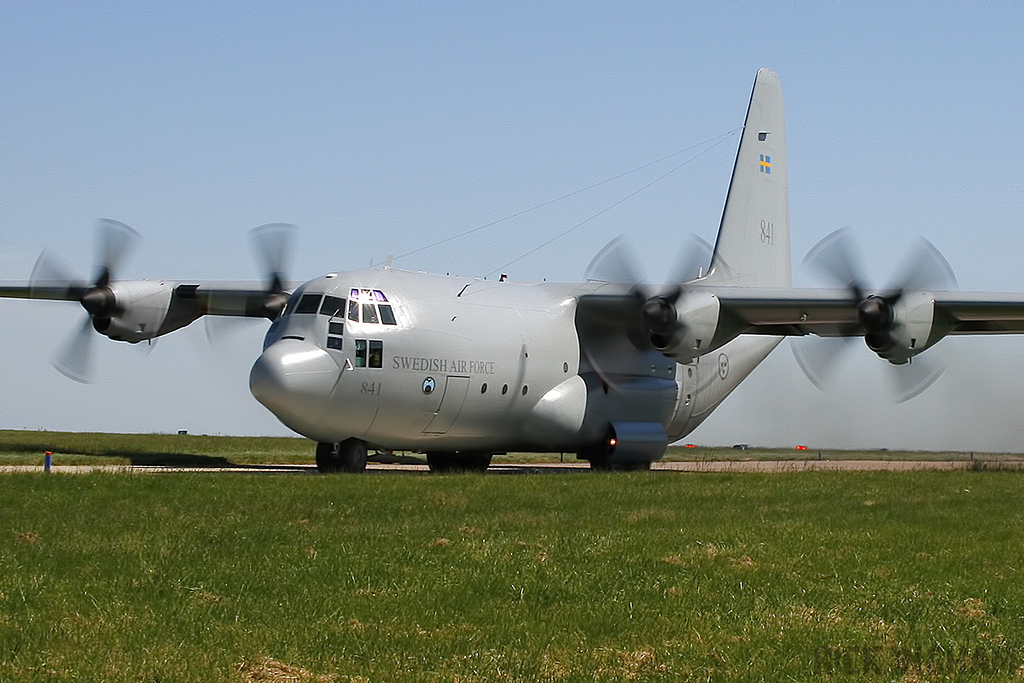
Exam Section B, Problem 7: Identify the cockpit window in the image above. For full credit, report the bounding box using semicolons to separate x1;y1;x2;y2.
281;292;301;316
344;288;398;325
320;295;345;317
295;293;323;314
354;339;367;367
368;340;383;368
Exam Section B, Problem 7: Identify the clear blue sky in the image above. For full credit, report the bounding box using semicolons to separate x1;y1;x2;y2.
2;3;1023;451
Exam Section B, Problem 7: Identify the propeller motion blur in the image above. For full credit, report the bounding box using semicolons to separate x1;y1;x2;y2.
5;69;1024;472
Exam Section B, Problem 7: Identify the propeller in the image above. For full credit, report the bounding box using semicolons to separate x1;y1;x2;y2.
29;219;140;383
249;223;295;320
792;227;958;402
204;223;297;345
581;234;714;387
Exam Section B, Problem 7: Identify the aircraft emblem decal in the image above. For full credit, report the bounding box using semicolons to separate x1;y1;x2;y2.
718;353;730;380
759;154;771;174
422;377;436;395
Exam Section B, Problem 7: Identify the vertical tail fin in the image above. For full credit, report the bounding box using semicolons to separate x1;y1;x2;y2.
706;69;791;287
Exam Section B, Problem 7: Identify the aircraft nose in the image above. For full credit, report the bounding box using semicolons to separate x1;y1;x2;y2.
249;339;340;428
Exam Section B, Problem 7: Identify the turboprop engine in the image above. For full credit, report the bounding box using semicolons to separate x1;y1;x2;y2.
640;290;741;364
857;291;951;364
792;227;959;402
87;279;182;343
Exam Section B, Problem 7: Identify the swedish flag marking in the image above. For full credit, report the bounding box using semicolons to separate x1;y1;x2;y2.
759;154;771;174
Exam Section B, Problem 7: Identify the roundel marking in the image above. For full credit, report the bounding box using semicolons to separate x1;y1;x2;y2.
423;377;436;395
718;353;729;380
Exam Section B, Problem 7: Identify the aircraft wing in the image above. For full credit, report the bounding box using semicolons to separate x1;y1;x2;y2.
712;288;1024;336
156;281;293;318
0;281;84;302
0;280;288;317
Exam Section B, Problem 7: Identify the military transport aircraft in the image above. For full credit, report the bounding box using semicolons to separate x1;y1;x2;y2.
5;69;1024;472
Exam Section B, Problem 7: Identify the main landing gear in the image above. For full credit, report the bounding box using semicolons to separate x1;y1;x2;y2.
578;442;653;472
425;452;492;473
316;439;368;473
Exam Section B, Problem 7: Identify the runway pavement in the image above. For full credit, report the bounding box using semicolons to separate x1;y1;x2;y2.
1;459;1018;475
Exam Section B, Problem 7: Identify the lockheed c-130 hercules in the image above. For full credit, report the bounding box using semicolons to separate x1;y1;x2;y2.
5;69;1024;472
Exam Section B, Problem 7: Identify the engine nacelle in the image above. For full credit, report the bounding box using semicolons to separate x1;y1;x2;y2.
863;291;949;364
648;291;738;364
96;280;180;343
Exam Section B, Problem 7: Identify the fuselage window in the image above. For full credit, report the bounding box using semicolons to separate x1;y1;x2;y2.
295;293;323;314
326;337;343;350
348;300;359;322
328;321;344;336
378;304;397;325
368;340;383;368
354;339;367;367
362;303;379;324
320;296;346;317
373;290;388;302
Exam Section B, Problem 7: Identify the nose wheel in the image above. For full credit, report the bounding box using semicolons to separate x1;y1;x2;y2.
316;439;368;473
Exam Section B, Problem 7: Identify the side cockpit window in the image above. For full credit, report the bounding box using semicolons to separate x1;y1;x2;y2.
368;340;383;368
320;295;345;317
295;293;322;314
352;338;383;368
378;304;396;325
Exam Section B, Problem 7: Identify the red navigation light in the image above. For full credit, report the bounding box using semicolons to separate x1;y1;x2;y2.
795;445;808;450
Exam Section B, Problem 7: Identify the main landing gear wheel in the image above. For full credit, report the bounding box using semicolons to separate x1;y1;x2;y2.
583;452;652;472
426;452;492;473
315;439;368;473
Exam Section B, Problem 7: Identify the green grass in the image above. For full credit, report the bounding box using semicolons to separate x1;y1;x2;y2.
0;430;315;466
2;471;1024;681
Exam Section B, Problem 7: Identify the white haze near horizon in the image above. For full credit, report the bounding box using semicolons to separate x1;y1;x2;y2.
1;3;1023;452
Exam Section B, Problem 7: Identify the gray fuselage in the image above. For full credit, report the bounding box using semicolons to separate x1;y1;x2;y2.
249;267;779;455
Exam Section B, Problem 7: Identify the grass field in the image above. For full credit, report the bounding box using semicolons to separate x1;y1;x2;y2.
2;468;1024;681
2;430;1021;467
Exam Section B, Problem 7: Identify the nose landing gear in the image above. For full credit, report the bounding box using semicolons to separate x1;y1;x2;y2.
315;439;368;473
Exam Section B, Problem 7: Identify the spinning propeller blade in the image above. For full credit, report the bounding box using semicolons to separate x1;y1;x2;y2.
30;219;141;383
250;223;296;319
794;227;957;401
582;234;714;388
